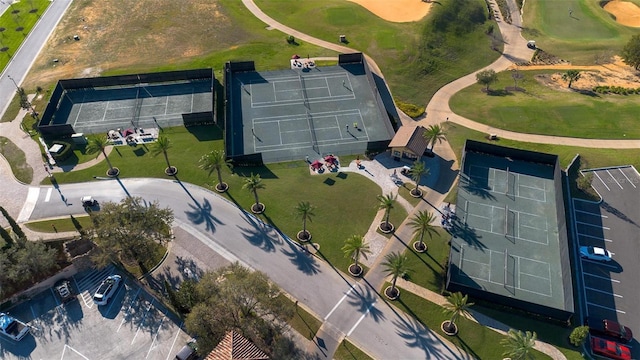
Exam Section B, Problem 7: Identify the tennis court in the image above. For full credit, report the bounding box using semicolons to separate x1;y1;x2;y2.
447;142;573;319
55;80;212;135
226;58;395;163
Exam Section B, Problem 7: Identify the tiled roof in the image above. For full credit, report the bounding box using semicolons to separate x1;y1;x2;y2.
205;331;269;360
388;126;428;156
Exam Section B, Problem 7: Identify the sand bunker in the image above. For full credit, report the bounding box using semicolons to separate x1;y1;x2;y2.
346;0;432;22
603;0;640;27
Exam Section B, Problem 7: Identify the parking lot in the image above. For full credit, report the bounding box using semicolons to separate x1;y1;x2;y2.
574;166;640;352
0;266;191;359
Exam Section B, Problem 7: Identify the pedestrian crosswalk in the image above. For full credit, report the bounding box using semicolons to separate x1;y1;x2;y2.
73;266;118;308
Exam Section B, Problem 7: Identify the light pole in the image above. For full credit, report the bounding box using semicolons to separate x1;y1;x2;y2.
7;74;39;120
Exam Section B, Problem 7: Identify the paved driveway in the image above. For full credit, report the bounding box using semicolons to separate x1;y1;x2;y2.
0;266;190;360
574;166;640;353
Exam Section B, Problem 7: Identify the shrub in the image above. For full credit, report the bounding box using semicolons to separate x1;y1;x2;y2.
51;140;75;162
569;326;589;347
286;35;295;44
396;100;425;118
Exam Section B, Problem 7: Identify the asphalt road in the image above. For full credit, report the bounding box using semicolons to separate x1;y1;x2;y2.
25;177;468;359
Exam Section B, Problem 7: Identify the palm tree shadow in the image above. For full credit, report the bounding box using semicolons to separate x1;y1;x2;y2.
601;200;639;227
237;214;282;252
184;198;223;233
280;240;321;275
345;284;385;322
459;174;496;201
448;219;486;251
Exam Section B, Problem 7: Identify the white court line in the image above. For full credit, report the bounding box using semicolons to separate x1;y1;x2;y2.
576;221;609;230
619;168;636;189
325;286;356;321
575;209;607;218
587;301;625;314
583;272;620;283
347;299;376;336
606;170;623;189
592;171;610;191
585;286;623;298
44;188;52;202
578;232;612;242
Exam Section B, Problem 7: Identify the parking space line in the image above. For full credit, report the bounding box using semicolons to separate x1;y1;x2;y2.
576;221;609;230
132;299;154;345
146;314;166;359
166;322;184;360
581;259;618;269
578;232;612;242
587;301;625;314
606;170;623;189
619;168;636;189
575;209;607;218
118;287;142;332
585;286;623;298
593;172;610;191
584;272;620;283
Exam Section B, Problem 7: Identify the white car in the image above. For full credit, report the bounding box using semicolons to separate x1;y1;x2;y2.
580;246;612;262
93;275;122;305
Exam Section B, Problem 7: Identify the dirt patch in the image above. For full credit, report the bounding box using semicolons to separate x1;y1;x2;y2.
514;57;640;91
24;0;232;89
603;0;640;27
346;0;432;22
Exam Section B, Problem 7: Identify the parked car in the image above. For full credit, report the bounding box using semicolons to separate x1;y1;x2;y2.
81;196;98;208
580;246;612;262
93;274;122;306
588;318;633;343
175;340;197;360
0;313;29;341
591;336;631;360
54;279;77;304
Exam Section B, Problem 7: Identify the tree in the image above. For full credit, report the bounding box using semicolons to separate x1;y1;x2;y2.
89;196;173;272
381;252;412;299
0;225;13;248
341;235;371;276
408;160;429;197
17;87;30;111
294;201;314;241
423;124;446;153
243;173;266;214
442;292;474;335
199;150;233;192
476;69;497;91
151;135;176;175
0;206;25;241
562;70;581;89
569;325;589;347
511;69;524;89
622;34;640;70
408;210;438;252
501;329;537;360
184;263;301;358
377;193;397;232
10;241;58;283
86;135;119;176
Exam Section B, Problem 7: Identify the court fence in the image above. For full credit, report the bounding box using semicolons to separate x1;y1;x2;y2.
38;69;215;139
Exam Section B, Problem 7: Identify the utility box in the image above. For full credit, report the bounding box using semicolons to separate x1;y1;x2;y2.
71;133;87;145
339;35;346;43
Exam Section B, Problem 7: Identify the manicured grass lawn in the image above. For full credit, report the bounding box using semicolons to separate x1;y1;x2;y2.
0;136;32;183
390;288;552;360
403;228;450;293
0;0;51;81
334;339;373;360
522;0;639;64
289;304;322;341
25;215;92;233
443;122;640;171
450;69;640;139
254;0;501;106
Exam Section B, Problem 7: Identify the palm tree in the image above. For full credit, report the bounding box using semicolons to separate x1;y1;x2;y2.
501;329;537;360
408;160;429;197
377;193;396;232
562;69;581;89
151;135;176;175
442;292;474;335
341;235;371;276
294;201;315;241
86;135;119;176
408;210;438;252
382;252;412;299
199;150;233;192
423;124;446;153
243;173;266;213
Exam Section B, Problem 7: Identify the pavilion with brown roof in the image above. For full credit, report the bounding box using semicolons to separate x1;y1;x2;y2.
205;331;269;360
388;126;428;162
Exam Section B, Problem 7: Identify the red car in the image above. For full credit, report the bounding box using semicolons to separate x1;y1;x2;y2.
591;336;631;360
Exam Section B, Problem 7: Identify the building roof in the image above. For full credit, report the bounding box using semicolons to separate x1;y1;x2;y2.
205;331;269;360
388;126;428;156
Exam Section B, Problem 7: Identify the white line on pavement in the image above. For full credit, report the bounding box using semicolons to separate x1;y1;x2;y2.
44;188;52;202
347;299;376;336
585;286;622;298
587;301;625;314
583;272;620;283
17;187;39;222
324;286;355;321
